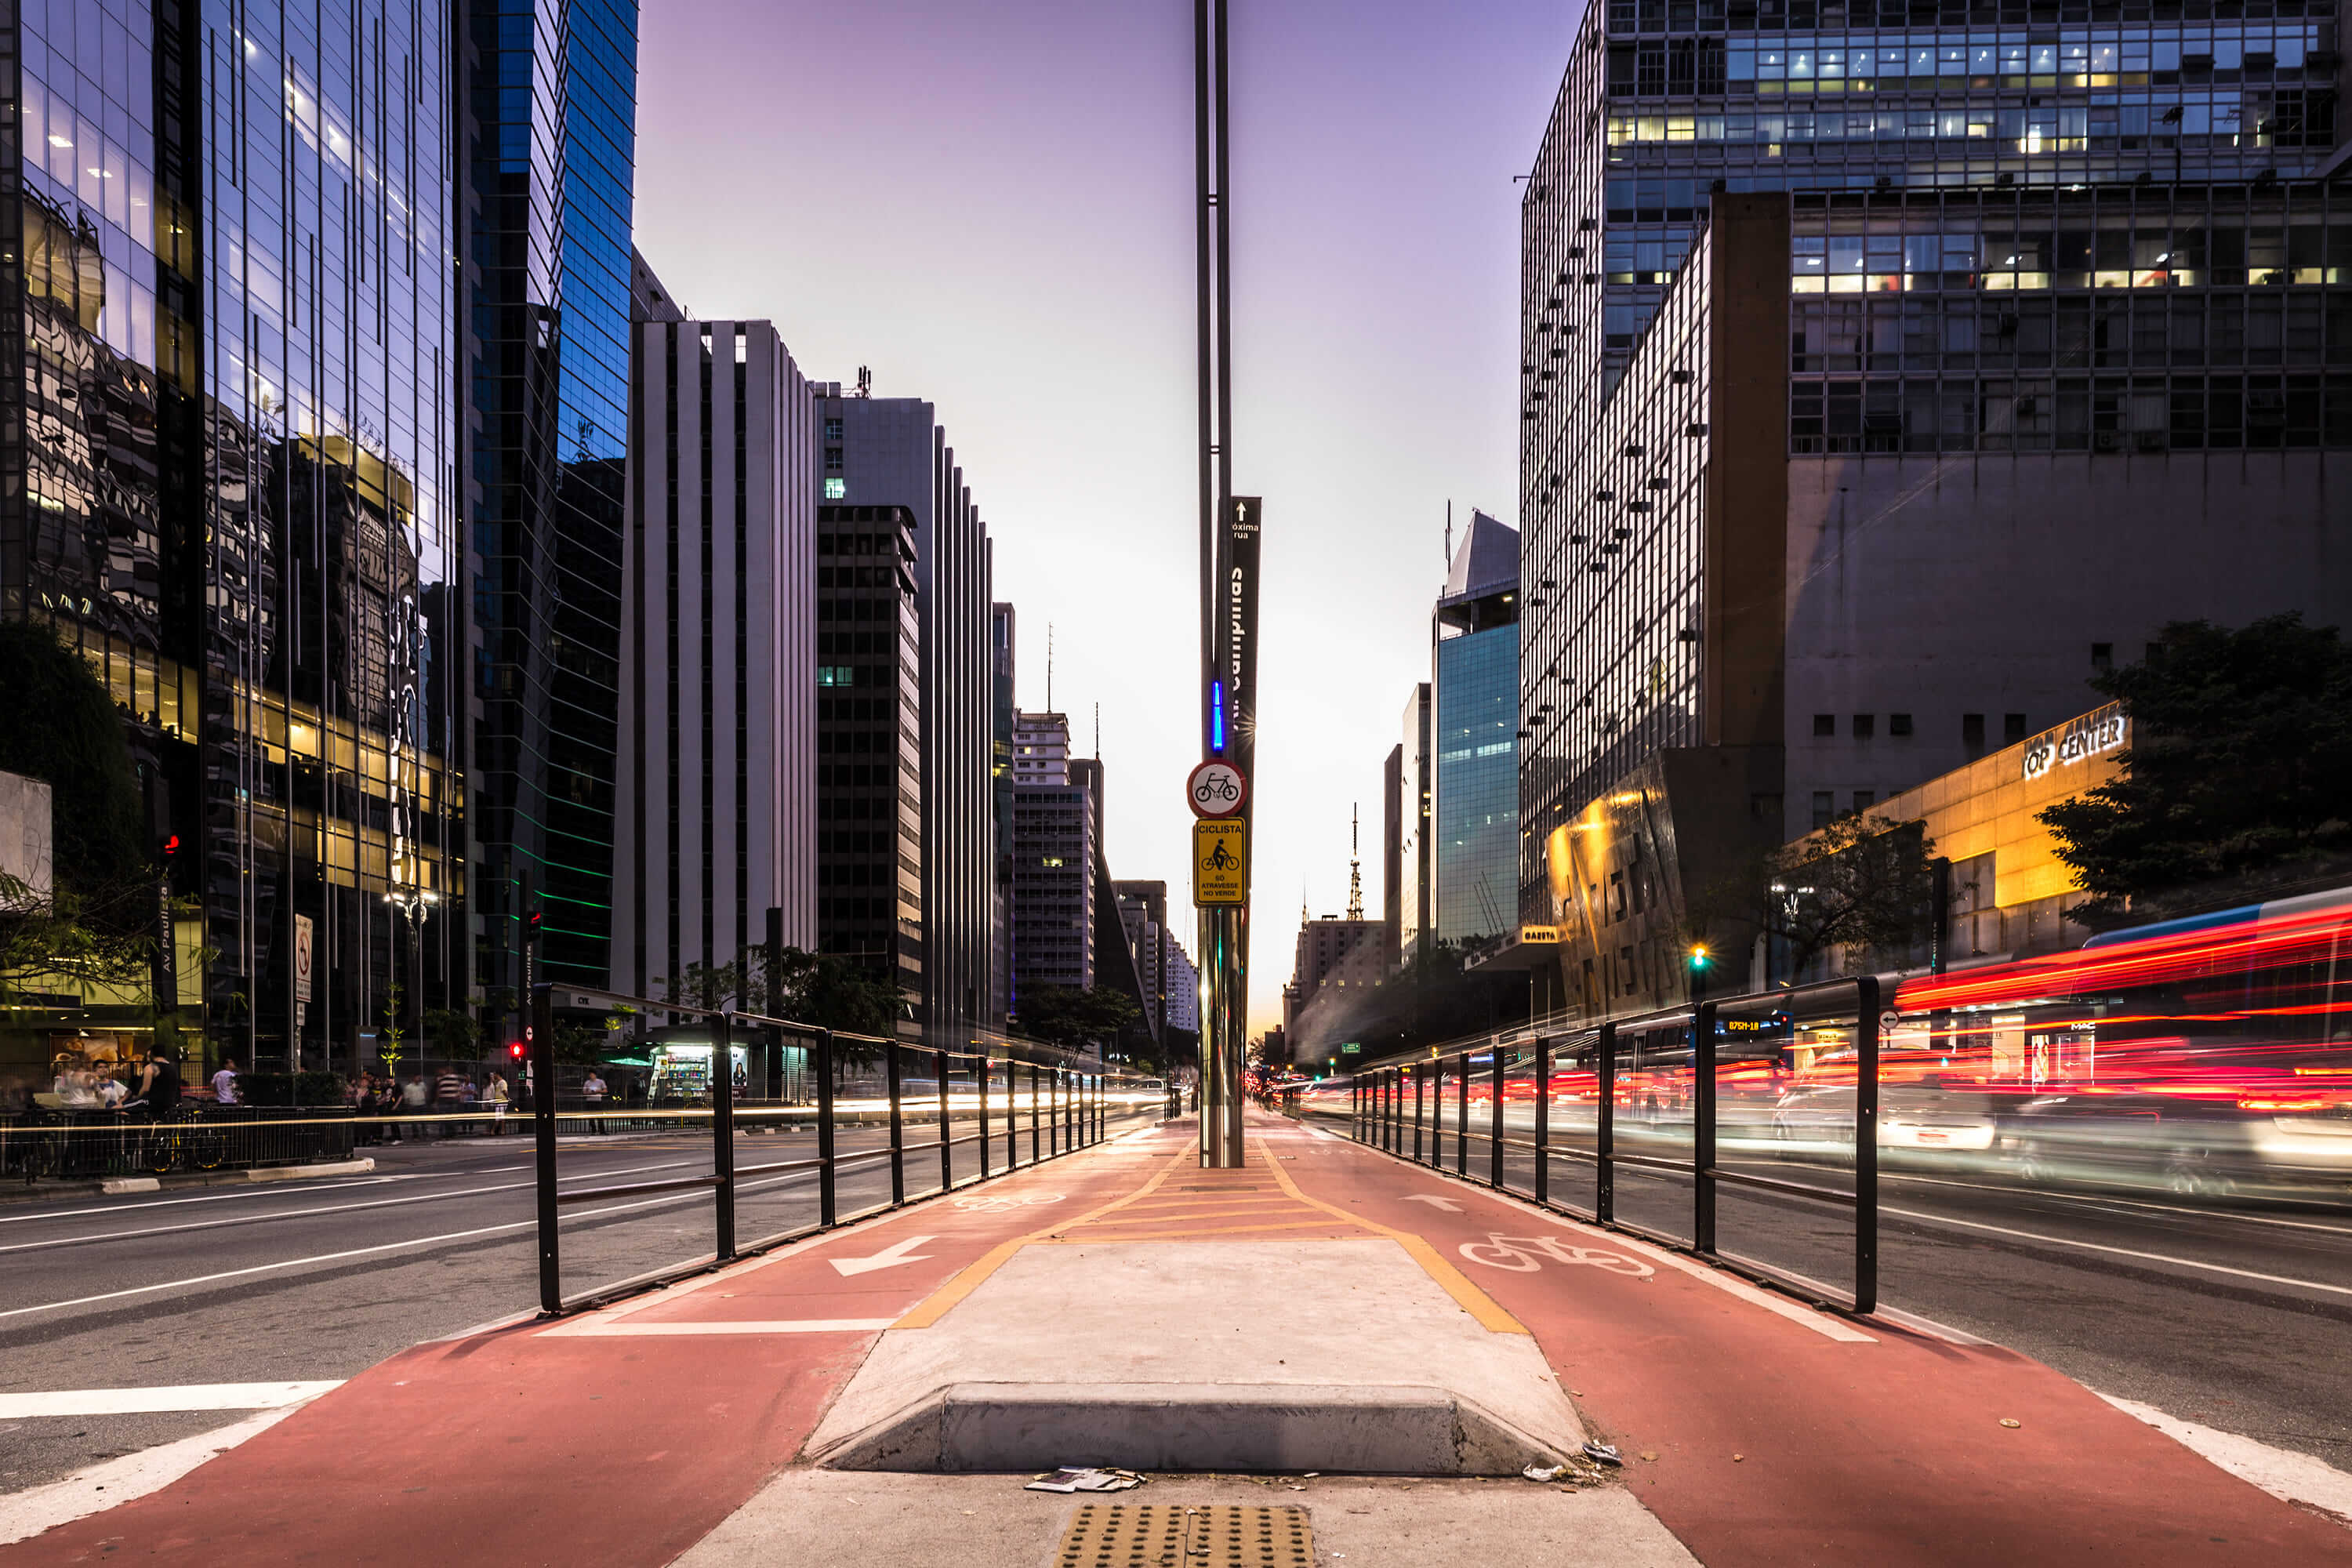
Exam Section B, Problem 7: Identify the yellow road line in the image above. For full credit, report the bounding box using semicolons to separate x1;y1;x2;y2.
894;1145;1192;1328
1045;1218;1364;1242
1257;1136;1529;1335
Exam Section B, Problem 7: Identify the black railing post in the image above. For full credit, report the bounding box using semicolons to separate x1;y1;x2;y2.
1597;1022;1617;1224
1855;975;1882;1315
1694;1001;1718;1258
1029;1062;1041;1166
1004;1058;1018;1170
532;982;560;1313
1428;1060;1443;1168
816;1029;837;1228
1454;1054;1469;1176
1533;1036;1551;1207
936;1048;951;1191
1352;1075;1362;1139
1413;1065;1425;1163
978;1053;992;1178
887;1039;906;1206
713;1011;736;1261
1490;1045;1506;1189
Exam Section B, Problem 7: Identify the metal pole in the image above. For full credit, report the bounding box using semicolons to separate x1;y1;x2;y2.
1029;1062;1040;1167
1694;1002;1718;1257
887;1040;905;1205
1428;1059;1443;1169
937;1048;951;1191
1004;1058;1016;1171
1533;1036;1550;1207
713;1011;736;1261
816;1030;837;1228
1413;1065;1425;1163
1490;1045;1506;1189
1597;1022;1617;1224
1454;1054;1469;1177
1855;975;1882;1315
531;982;559;1313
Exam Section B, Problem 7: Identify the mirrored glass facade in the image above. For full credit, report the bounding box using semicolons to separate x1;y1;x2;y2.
3;0;460;1067
459;0;638;1002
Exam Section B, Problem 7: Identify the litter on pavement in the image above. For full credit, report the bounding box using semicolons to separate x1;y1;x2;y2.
1024;1468;1147;1494
1581;1440;1624;1467
1523;1464;1568;1483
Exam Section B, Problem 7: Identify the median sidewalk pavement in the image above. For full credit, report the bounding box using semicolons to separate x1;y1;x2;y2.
2;1112;2345;1566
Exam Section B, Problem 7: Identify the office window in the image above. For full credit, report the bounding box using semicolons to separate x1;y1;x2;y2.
2092;643;2114;672
1962;713;1987;756
1853;790;1875;811
1889;713;1912;737
1813;713;1835;736
823;477;847;499
1852;713;1875;739
2005;713;2028;744
1811;791;1835;830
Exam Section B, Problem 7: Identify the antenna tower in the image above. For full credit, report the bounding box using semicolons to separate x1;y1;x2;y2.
1346;803;1365;921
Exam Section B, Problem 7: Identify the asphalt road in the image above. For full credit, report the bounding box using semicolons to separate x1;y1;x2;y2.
0;1108;1158;1496
1304;1105;2352;1475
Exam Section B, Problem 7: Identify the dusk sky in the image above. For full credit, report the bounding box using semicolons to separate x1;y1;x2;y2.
637;2;1577;1033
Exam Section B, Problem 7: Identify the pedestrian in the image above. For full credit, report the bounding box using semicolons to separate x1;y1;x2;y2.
485;1071;511;1134
118;1045;183;1117
433;1063;466;1138
581;1068;607;1134
212;1056;241;1107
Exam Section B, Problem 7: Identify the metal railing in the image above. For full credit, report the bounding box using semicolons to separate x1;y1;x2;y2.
528;984;1151;1316
1331;976;1882;1316
2;1103;359;1181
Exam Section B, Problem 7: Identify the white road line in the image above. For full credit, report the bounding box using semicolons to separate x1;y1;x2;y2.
0;1177;410;1226
0;1184;725;1323
0;1381;344;1418
1862;1168;2352;1237
2096;1390;2352;1524
1881;1203;2352;1298
538;1318;895;1338
0;1160;702;1254
0;1400;311;1547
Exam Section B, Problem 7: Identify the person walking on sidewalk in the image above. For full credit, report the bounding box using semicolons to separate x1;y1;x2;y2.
211;1057;240;1106
485;1071;511;1134
434;1065;468;1138
582;1069;607;1135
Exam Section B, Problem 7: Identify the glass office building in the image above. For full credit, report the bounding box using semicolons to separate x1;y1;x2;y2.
461;0;641;1000
2;0;462;1068
1432;514;1521;946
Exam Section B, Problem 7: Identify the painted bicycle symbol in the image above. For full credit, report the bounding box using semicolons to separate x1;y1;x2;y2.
1457;1232;1654;1277
950;1192;1066;1214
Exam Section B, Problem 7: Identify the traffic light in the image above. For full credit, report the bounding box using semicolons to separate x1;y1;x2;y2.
507;1040;526;1061
524;908;543;945
160;833;180;862
1686;943;1711;971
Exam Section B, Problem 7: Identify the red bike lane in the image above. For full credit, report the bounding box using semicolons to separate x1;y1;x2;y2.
0;1128;1186;1568
1269;1117;2352;1567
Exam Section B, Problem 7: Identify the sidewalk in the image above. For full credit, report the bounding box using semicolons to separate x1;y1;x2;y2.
2;1113;2345;1566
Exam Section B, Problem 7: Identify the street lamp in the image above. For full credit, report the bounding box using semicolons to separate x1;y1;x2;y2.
381;886;440;1077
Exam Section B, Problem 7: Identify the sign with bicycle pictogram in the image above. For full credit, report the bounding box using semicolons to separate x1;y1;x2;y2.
1457;1232;1655;1277
1193;818;1247;906
1186;760;1247;818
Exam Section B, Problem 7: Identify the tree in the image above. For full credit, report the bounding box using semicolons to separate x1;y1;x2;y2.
2042;615;2352;925
1690;812;1938;982
658;960;748;1014
1016;985;1142;1051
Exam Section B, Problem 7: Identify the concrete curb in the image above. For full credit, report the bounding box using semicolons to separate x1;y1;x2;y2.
808;1381;1573;1476
0;1158;379;1203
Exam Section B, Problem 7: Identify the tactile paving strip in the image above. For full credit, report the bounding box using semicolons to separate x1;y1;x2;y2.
1053;1504;1312;1567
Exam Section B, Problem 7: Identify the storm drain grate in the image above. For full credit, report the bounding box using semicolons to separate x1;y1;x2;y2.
1053;1504;1312;1567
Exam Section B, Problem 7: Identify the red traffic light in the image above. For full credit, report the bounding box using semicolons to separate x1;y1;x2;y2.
507;1040;526;1060
524;909;544;944
161;833;180;858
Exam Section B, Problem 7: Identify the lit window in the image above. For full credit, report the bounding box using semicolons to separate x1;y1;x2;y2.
823;477;847;499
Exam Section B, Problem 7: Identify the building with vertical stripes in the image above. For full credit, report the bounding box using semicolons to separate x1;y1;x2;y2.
615;307;818;1002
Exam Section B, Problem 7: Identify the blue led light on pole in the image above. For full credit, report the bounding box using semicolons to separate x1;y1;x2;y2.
1209;681;1227;754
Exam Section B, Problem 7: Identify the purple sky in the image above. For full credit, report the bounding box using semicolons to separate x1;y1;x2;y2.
637;2;1577;1033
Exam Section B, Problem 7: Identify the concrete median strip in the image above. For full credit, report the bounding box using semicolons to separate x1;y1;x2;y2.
2095;1392;2352;1526
97;1159;376;1196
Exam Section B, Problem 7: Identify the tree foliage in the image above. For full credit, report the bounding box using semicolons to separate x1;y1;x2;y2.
2041;615;2352;925
1690;812;1939;982
1015;985;1142;1051
659;946;908;1043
